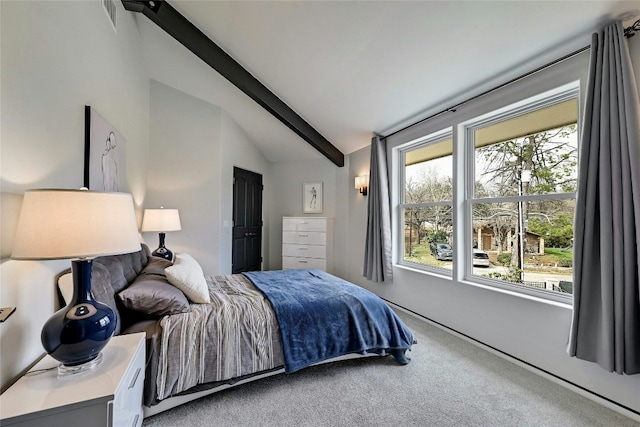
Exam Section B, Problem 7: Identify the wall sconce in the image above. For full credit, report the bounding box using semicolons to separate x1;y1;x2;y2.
355;175;369;196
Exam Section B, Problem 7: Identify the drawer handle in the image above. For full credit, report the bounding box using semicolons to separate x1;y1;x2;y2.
298;234;308;237
129;367;141;389
131;413;140;427
298;260;308;263
298;247;308;250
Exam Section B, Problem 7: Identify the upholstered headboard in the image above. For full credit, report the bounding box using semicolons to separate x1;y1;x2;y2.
58;245;150;335
93;244;150;334
58;244;191;335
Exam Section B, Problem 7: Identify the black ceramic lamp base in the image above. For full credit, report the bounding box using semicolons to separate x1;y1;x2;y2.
152;232;174;261
40;259;116;377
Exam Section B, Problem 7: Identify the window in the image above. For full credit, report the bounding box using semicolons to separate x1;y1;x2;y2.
467;87;578;295
392;80;580;301
399;130;453;273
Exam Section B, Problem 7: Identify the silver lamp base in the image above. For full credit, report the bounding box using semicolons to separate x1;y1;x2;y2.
57;352;103;378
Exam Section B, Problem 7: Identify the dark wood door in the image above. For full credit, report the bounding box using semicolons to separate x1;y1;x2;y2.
232;167;263;273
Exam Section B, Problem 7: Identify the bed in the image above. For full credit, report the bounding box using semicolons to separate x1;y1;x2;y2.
57;245;415;417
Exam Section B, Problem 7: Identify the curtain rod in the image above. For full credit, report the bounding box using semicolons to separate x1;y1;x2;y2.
383;18;640;140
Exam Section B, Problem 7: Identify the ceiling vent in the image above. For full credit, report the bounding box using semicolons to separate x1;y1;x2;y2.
102;0;117;33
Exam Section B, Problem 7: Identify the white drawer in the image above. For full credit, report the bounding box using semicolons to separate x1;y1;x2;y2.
283;217;327;232
282;244;326;259
112;337;145;427
282;231;326;245
282;257;327;270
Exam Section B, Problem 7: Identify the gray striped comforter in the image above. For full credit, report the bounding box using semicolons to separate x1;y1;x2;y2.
155;274;284;400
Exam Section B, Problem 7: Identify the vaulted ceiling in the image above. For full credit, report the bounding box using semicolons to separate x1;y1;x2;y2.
132;1;639;165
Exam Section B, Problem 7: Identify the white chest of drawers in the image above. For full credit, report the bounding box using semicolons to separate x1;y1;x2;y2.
282;217;333;272
0;333;145;427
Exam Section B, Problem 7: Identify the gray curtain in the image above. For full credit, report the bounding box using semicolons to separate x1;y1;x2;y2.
363;135;393;282
567;21;640;374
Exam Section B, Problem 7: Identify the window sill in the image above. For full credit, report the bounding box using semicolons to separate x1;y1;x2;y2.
394;263;572;309
395;262;452;280
461;276;573;309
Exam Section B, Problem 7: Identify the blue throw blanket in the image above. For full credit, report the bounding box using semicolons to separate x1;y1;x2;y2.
244;269;414;373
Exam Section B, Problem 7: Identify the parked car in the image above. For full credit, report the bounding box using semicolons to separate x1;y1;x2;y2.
472;249;490;267
430;242;453;261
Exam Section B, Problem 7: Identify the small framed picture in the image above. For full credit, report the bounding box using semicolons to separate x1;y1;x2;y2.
84;105;127;192
303;182;323;213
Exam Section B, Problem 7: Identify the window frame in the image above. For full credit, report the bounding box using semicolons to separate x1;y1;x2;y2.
462;83;579;303
397;128;454;275
392;80;581;304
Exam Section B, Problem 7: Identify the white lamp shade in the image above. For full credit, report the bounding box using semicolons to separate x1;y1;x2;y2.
141;208;182;232
11;189;141;260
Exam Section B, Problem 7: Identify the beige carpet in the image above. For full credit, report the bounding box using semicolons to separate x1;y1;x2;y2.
143;311;639;426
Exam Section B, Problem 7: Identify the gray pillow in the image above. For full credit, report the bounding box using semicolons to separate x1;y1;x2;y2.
118;274;191;317
142;256;173;276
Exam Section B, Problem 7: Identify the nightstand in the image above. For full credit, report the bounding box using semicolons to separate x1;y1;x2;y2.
0;333;145;427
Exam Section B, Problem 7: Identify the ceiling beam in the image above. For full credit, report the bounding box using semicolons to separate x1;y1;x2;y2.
122;0;344;167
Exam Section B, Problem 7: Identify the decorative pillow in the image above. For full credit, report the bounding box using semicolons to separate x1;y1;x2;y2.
142;256;173;276
118;274;191;316
58;272;74;305
164;253;210;303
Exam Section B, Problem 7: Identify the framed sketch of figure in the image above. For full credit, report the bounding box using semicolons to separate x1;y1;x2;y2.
303;182;323;213
84;106;127;192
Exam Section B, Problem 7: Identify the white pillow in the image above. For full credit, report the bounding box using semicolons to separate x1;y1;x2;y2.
164;254;210;304
58;272;74;305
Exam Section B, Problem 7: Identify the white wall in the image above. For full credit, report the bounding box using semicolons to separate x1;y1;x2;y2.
135;7;272;276
0;0;150;390
266;157;352;273
219;111;270;275
337;38;640;416
143;81;271;276
143;80;222;274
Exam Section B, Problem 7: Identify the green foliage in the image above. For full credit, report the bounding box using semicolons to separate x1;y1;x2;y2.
427;230;448;245
404;166;454;242
485;268;523;283
528;213;574;247
404;243;446;268
557;259;573;268
476;125;578;197
544;247;573;267
497;253;512;266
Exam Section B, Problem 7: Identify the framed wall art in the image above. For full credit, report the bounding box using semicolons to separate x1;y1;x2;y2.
303;182;323;213
84;105;127;192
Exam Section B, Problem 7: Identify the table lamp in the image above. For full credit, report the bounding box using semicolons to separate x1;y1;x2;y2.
141;207;181;261
11;189;141;376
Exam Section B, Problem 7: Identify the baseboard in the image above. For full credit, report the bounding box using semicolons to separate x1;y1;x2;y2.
388;302;640;424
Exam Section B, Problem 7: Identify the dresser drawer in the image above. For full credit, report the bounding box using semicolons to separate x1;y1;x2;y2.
282;231;326;245
112;336;145;427
282;244;326;259
282;217;332;273
282;257;327;270
283;217;327;232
